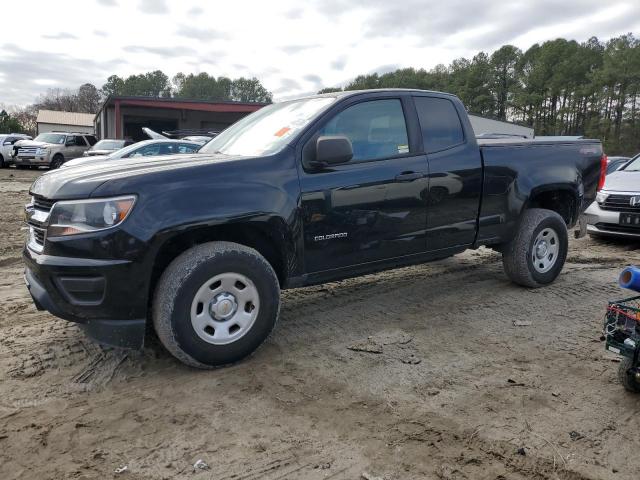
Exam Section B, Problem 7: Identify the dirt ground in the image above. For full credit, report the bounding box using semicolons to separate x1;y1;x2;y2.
1;168;640;480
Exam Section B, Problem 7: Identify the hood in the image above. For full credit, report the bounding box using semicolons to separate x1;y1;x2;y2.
30;153;251;199
63;156;111;168
14;140;57;148
603;170;640;193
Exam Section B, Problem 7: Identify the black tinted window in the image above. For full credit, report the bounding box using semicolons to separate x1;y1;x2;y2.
414;97;464;153
319;99;409;162
85;136;97;146
74;135;87;146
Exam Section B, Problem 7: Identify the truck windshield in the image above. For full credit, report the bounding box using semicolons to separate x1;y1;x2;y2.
623;153;640;171
199;97;336;157
35;133;66;144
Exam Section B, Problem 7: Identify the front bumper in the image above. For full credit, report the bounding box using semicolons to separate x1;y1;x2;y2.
23;247;146;348
14;155;50;166
584;201;640;238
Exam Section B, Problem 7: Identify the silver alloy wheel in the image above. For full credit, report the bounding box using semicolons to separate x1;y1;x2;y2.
531;227;559;273
190;272;260;345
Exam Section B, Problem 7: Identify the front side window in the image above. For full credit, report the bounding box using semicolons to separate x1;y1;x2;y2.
318;99;409;163
178;144;199;153
130;144;162;157
414;96;464;153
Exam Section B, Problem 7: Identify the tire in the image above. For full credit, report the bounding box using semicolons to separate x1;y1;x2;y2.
16;165;29;169
50;154;64;169
502;208;568;288
0;154;4;168
153;241;280;368
618;357;640;393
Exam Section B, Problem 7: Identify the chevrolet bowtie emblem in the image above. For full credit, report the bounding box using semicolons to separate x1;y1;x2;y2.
631;196;640;207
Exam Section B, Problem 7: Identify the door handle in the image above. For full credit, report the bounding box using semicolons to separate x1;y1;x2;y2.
394;172;423;182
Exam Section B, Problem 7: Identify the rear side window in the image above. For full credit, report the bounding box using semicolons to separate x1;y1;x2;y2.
74;135;88;146
318;99;409;163
85;136;97;146
414;97;464;153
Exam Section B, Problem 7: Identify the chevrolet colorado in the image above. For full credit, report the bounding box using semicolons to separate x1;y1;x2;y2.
23;89;605;368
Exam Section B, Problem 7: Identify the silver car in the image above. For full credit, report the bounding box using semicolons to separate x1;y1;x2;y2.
585;153;640;239
62;139;201;168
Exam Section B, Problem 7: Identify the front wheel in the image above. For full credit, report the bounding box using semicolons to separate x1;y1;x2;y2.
50;154;64;169
502;208;568;288
153;241;280;368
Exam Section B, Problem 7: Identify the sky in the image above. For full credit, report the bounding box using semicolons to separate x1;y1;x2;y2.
1;0;639;106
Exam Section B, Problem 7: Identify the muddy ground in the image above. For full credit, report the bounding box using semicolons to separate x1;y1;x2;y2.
1;167;640;480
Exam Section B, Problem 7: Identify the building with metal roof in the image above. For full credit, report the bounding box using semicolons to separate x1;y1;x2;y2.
36;110;95;135
94;96;267;141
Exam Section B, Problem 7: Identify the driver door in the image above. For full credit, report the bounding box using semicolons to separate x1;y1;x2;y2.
299;96;429;273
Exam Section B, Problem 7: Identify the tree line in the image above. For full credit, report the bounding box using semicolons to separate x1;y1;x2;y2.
0;72;273;136
319;34;640;155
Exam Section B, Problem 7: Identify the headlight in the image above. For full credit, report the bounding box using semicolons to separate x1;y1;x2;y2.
595;191;609;204
47;196;136;236
36;148;48;155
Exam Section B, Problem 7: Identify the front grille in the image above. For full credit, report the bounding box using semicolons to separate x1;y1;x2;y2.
18;146;38;157
33;196;55;212
32;226;46;245
601;194;640;213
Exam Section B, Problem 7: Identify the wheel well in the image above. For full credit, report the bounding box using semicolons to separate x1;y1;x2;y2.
148;224;287;303
53;153;64;159
527;190;577;226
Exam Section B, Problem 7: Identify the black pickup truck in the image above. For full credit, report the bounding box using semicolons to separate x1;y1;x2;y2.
23;89;605;368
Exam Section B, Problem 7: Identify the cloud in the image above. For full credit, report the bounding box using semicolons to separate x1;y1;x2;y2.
273;78;302;94
284;8;303;19
96;0;117;5
0;43;126;104
281;44;319;55
43;32;77;40
138;0;168;14
123;45;198;57
303;74;323;87
313;0;611;49
187;6;203;16
176;25;228;41
331;56;348;71
93;30;109;37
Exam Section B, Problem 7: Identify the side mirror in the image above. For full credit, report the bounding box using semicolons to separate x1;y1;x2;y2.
314;135;353;168
2;141;11;146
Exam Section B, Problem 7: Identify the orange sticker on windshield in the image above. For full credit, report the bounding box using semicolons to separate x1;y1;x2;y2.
274;127;291;137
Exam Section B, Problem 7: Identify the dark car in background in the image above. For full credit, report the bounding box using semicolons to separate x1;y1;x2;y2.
83;139;135;157
62;139;201;168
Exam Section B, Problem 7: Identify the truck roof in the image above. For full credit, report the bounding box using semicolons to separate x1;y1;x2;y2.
308;88;458;100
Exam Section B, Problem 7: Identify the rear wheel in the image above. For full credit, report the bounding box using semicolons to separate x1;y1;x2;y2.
0;154;4;168
50;154;64;169
502;208;568;288
153;241;280;368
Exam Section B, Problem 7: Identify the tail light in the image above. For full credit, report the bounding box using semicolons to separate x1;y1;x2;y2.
597;154;607;191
